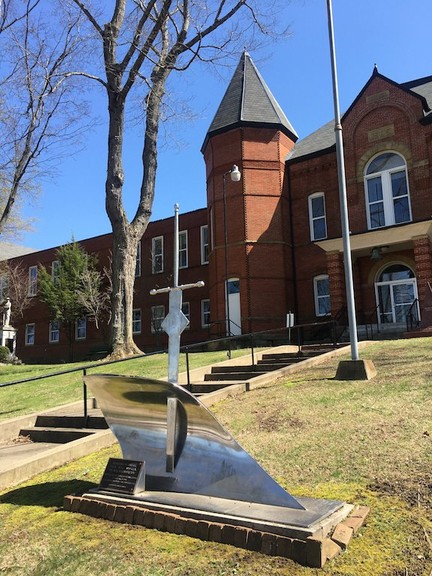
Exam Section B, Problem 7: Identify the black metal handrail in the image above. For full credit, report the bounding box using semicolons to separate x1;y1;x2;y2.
0;319;338;418
182;320;338;389
364;303;381;340
406;298;420;332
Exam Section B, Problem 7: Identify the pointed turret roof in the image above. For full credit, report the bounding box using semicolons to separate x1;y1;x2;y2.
201;52;298;152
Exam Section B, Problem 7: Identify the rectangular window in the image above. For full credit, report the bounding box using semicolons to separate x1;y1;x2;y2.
201;299;211;327
49;320;60;343
367;178;385;228
75;317;87;340
25;323;35;345
200;225;209;264
309;193;327;241
28;266;38;296
51;260;60;284
0;275;8;301
314;275;331;316
151;305;165;333
135;241;142;277
182;301;190;329
391;172;410;224
179;231;188;269
152;236;164;274
132;309;142;334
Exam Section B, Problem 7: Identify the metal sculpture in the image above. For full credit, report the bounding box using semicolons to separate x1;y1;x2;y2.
85;373;304;510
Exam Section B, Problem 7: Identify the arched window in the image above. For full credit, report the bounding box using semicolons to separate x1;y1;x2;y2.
365;152;411;229
308;192;327;241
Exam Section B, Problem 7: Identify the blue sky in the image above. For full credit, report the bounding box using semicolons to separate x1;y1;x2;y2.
20;0;432;250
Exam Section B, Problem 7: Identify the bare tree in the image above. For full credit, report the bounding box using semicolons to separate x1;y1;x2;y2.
0;0;41;34
69;0;285;358
76;266;111;329
0;1;87;239
0;260;32;322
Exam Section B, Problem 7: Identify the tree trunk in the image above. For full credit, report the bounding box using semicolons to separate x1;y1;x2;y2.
110;231;142;358
105;86;142;358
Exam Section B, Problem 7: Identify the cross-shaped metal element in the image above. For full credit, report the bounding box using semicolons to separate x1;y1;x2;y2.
150;204;204;384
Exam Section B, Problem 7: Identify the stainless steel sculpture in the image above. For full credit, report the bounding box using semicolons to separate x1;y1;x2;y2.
85;373;304;510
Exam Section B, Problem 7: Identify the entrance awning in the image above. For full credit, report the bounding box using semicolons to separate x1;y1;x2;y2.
315;220;432;256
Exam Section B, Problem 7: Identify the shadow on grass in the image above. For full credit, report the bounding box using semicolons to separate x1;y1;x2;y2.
0;479;97;508
0;408;24;417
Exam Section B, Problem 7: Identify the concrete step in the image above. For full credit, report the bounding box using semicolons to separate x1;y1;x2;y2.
19;427;101;444
254;362;298;370
260;352;319;361
204;372;267;381
256;358;307;365
35;415;108;429
210;365;262;374
189;382;241;394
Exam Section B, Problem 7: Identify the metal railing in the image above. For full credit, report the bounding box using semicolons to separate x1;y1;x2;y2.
0;319;339;421
363;303;381;340
182;320;338;390
406;298;420;332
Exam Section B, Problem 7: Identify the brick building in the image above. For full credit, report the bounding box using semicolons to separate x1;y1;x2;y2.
2;52;432;362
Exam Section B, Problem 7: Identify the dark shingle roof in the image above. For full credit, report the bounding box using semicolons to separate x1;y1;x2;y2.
402;75;432;120
289;120;335;161
202;52;298;151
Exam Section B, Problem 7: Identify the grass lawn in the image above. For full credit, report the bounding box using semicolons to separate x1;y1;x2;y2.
0;338;431;575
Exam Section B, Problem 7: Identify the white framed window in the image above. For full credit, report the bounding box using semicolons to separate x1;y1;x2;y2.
0;275;8;301
135;241;142;277
200;225;209;264
132;309;142;334
152;236;164;274
314;275;331;317
309;193;327;241
25;323;35;345
179;231;188;269
151;305;165;333
49;320;60;343
51;260;60;284
28;266;38;296
75;317;87;340
201;299;211;327
182;301;190;329
365;152;411;229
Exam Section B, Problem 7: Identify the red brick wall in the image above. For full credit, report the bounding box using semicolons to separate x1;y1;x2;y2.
9;209;210;363
203;126;296;333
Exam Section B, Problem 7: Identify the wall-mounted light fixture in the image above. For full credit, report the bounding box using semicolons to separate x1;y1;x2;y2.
370;246;388;261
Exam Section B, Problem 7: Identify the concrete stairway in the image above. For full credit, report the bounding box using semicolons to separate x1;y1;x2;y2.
19;414;108;444
189;347;326;394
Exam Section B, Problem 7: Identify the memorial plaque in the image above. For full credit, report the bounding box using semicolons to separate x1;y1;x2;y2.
99;458;145;495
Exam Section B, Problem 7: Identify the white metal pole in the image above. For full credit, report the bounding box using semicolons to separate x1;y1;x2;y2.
173;203;179;288
326;0;359;360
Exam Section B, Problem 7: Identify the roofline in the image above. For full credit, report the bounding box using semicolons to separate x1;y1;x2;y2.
342;67;430;123
201;121;298;154
287;144;336;165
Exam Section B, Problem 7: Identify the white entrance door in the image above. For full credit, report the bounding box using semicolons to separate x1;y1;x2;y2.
226;278;241;336
375;264;419;325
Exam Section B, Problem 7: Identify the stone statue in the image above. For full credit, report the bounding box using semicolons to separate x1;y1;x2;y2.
2;298;11;326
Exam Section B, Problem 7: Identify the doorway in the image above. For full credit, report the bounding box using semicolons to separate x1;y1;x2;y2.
375;264;419;325
226;278;241;336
